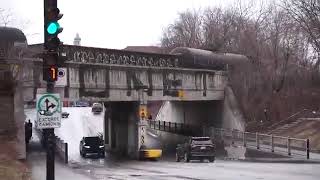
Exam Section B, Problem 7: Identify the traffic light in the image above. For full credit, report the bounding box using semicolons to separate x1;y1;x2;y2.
43;0;64;81
45;7;63;51
139;105;148;119
165;89;184;97
43;66;58;82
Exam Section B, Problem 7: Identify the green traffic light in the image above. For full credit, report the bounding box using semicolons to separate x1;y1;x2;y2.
47;22;60;35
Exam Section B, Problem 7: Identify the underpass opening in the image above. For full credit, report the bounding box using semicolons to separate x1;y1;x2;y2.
154;100;223;153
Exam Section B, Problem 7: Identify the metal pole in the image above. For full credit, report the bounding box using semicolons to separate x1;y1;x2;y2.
306;139;310;159
271;135;274;152
256;132;260;149
243;132;246;147
231;130;235;145
287;137;291;156
45;82;55;180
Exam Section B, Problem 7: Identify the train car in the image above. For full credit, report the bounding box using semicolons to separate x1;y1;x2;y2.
170;47;249;70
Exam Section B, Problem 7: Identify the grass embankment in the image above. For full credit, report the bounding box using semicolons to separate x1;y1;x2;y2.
0;136;30;180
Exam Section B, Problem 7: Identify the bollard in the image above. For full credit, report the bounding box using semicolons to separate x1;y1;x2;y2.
175;123;177;133
256;133;260;149
287;137;291;156
163;121;166;131
158;121;161;130
168;122;171;132
231;130;235;145
271;135;274;152
243;132;246;147
64;143;68;164
306;139;310;159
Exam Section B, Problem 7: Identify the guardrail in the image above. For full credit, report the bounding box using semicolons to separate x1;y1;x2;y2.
55;136;68;164
34;128;68;163
209;128;310;159
148;120;202;136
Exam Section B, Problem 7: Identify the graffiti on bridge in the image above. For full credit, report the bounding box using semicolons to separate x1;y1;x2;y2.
63;45;180;68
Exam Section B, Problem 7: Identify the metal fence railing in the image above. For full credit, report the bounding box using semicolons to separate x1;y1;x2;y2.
148;120;311;159
209;127;310;159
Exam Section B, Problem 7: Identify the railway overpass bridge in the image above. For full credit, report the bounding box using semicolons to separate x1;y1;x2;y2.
5;43;247;159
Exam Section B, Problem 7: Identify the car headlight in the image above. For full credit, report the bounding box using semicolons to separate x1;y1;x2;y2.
99;145;104;148
84;146;90;148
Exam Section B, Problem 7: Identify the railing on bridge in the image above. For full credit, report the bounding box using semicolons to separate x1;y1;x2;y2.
209;128;310;159
148;120;310;159
148;120;203;136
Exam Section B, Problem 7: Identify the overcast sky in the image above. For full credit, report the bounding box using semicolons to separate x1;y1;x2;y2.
1;0;241;49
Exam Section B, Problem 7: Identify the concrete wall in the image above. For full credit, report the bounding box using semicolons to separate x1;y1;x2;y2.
21;60;227;102
106;102;138;158
222;86;246;131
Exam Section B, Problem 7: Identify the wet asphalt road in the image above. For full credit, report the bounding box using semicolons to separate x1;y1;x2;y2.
25;108;320;180
67;154;320;180
29;144;320;180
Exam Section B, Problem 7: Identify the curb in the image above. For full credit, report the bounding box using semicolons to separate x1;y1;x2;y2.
238;158;320;164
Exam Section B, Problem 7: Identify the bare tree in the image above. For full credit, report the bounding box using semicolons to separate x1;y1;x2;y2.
281;0;320;68
0;8;13;27
161;9;203;49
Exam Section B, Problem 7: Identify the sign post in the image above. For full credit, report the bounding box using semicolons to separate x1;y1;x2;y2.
43;0;63;179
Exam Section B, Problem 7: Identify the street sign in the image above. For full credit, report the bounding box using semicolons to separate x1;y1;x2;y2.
55;67;67;87
36;93;61;129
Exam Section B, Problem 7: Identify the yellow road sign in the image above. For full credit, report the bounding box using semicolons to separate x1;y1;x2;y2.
139;105;148;119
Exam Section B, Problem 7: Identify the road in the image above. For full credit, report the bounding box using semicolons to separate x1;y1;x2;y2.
25;107;320;180
66;155;320;180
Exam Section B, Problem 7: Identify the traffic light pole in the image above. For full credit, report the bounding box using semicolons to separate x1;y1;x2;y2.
45;82;55;180
44;0;60;179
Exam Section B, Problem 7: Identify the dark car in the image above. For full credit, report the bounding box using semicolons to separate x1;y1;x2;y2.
176;137;215;162
79;136;105;158
73;101;89;107
91;103;103;114
61;112;69;118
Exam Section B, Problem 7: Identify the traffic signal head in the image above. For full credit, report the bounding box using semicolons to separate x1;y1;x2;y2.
46;7;63;36
139;105;148;119
45;7;63;51
43;65;58;82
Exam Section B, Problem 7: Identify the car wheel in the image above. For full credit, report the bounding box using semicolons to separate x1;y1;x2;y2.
100;153;105;158
209;157;215;162
184;153;190;162
175;153;180;162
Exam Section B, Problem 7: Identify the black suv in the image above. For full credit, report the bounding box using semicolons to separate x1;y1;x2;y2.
176;137;215;162
79;136;105;158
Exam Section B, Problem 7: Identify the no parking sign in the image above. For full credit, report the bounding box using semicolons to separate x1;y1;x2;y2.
55;68;67;87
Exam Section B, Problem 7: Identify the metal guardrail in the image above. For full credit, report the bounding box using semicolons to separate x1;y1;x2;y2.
148;120;310;159
148;120;202;136
209;128;310;159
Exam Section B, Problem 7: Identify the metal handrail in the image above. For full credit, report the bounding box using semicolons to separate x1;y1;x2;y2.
268;109;309;133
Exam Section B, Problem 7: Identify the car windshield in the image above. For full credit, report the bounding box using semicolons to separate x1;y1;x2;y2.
84;137;101;145
191;137;212;144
